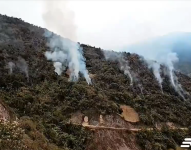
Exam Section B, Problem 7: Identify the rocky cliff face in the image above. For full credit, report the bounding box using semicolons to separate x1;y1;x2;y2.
0;14;190;150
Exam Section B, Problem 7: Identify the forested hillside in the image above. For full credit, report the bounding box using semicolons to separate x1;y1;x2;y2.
0;14;191;150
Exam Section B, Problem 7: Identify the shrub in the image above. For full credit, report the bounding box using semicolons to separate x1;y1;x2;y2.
0;120;28;150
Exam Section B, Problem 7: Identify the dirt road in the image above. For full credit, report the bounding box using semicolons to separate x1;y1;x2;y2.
82;124;188;132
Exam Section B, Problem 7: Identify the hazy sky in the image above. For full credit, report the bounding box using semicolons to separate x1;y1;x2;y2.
0;0;191;50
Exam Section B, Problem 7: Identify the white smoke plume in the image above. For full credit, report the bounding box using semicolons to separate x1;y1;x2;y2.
42;0;91;84
160;52;185;99
104;50;133;85
43;1;76;41
53;62;64;75
123;37;188;98
120;59;133;85
146;60;163;93
6;62;15;74
16;57;29;81
164;53;178;88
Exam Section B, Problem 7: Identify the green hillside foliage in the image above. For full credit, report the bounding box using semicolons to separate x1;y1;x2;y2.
0;14;190;149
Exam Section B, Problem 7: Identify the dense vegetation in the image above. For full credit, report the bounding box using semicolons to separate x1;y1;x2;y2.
137;126;191;150
0;14;191;149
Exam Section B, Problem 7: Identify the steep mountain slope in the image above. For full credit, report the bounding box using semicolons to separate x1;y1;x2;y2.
122;32;191;75
0;14;191;150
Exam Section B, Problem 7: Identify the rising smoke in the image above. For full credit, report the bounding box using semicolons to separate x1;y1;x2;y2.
16;57;29;81
145;52;186;99
53;62;64;75
146;60;163;93
42;0;91;84
104;50;133;85
161;52;186;99
120;59;133;86
6;57;29;81
7;62;15;74
123;35;188;98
